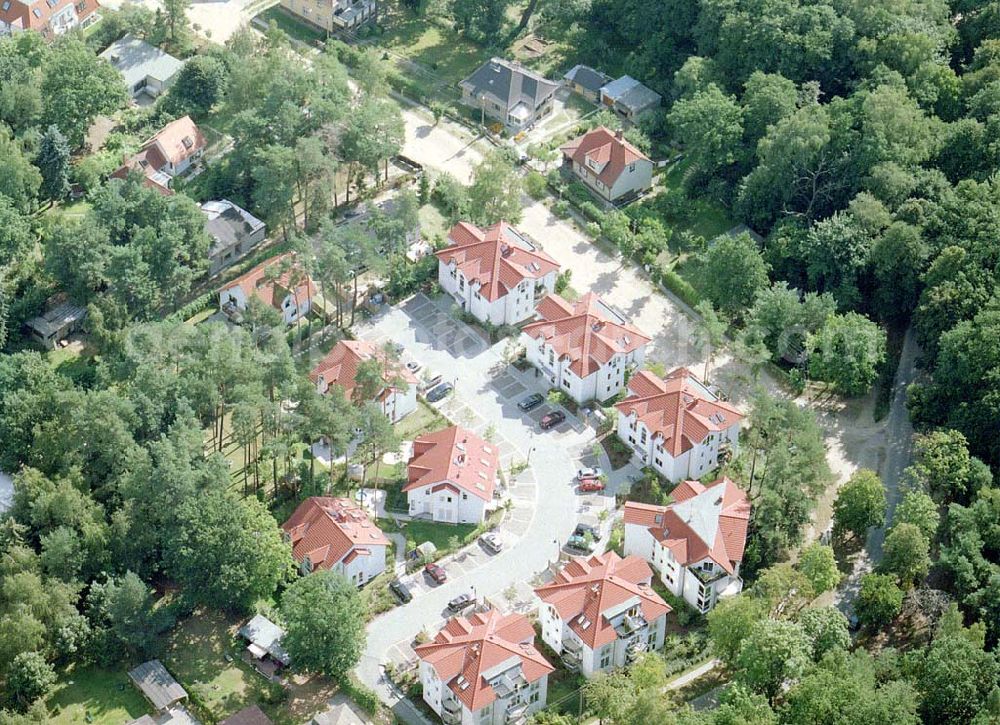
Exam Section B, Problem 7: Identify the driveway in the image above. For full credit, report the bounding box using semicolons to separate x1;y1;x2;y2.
402;107;485;184
352;294;612;720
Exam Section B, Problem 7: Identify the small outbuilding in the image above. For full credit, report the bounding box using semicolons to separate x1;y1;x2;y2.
128;660;188;714
600;75;662;122
563;64;613;103
221;705;273;725
238;614;290;677
25;300;86;350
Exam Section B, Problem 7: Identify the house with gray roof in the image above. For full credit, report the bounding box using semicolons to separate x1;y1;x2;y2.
202;200;267;276
100;34;184;101
25;299;86;349
128;660;188;714
460;57;559;132
563;64;613;103
600;75;662;122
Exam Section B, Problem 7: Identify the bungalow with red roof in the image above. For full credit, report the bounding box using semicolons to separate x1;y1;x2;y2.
534;551;670;677
614;367;744;481
219;252;315;326
0;0;100;38
436;221;560;327
111;115;205;195
520;292;650;404
560;126;653;207
309;340;418;423
282;497;389;586
404;426;499;524
623;477;750;612
415;609;554;725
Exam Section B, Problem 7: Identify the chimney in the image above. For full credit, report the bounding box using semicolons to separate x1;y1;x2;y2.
615;127;624;141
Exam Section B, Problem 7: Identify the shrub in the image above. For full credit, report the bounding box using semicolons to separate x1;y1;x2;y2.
578;201;603;223
524;171;548;200
658;266;700;307
585;221;601;238
553;199;570;218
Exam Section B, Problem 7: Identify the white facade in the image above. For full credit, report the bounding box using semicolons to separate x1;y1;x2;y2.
623;524;742;613
568;156;653;205
219;285;311;326
438;263;556;327
406;483;489;525
522;334;646;405
536;600;666;678
420;660;548;725
314;376;417;424
616;409;739;482
302;544;387;587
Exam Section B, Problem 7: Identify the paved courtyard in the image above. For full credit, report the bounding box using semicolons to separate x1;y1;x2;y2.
353;294;615;722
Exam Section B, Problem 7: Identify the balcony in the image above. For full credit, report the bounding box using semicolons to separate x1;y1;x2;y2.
442;698;463;725
507;702;529;724
561;642;582;671
625;638;647;663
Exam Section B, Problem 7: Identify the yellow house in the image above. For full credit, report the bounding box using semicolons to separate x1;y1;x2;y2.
279;0;376;34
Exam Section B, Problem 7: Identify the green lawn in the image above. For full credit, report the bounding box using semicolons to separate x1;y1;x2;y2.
419;202;450;244
398;518;477;551
256;6;326;46
58;199;92;220
47;664;150;725
395;399;449;441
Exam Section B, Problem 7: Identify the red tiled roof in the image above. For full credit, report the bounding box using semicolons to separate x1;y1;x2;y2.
0;0;100;36
435;221;559;302
414;609;554;713
111;116;205;195
560;126;650;189
282;497;389;572
534;552;670;649
614;368;744;456
222;252;316;312
623;477;750;574
404;426;498;502
522;293;650;377
309;340;418;402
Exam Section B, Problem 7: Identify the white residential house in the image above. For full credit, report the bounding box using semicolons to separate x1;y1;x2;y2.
100;35;184;100
520;293;650;404
614;368;744;481
415;609;554;725
219;253;315;326
0;0;100;37
309;340;418;423
623;477;750;613
404;426;499;525
111;115;206;195
436;221;560;327
282;497;389;586
560;126;654;207
534;552;671;678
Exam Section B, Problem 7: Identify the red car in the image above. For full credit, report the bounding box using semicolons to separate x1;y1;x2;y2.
578;477;605;493
424;562;447;584
540;410;566;430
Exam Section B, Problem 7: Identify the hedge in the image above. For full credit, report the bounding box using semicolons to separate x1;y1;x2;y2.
656;266;701;308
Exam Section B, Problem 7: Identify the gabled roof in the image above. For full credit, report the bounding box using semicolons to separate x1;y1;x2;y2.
222;252;316;311
614;368;744;456
601;75;662;112
237;615;290;666
534;552;670;650
148;115;205;167
282;497;389;573
203;200;266;257
461;57;559;111
522;293;650;378
414;609;554;713
623;477;750;574
560;126;651;189
563;65;612;93
0;0;100;35
404;426;498;502
436;221;559;302
309;340;418;402
128;660;187;712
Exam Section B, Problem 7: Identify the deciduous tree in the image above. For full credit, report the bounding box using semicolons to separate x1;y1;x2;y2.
281;570;366;677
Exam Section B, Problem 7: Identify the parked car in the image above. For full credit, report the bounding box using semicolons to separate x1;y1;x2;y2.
576;467;604;481
420;373;443;392
518;393;545;412
540;410;566;430
426;382;454;402
447;593;475;613
578;477;606;493
424;562;447;584
480;532;504;553
574;523;601;541
406;360;422;374
566;534;596;553
389;579;413;603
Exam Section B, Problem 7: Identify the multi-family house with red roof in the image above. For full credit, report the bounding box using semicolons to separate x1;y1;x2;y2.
219;253;315;326
0;0;100;38
623;477;751;612
309;340;418;423
415;609;554;725
534;551;671;677
560;126;654;207
281;497;390;586
520;292;650;404
436;221;560;327
614;367;744;481
404;426;500;525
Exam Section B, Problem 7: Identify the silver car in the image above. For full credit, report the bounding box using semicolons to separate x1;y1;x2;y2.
480;532;504;554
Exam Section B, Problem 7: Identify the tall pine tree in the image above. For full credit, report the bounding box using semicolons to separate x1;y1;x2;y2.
36;125;71;203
